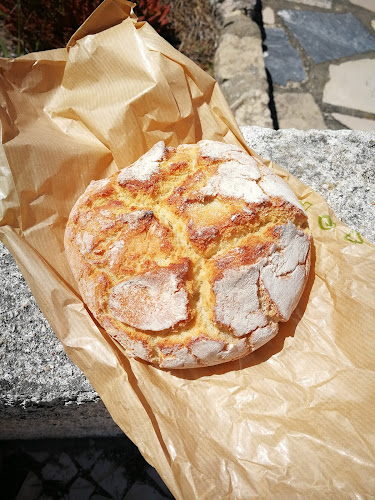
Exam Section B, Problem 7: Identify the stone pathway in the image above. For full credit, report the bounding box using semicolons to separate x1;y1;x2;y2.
214;0;375;131
263;0;375;130
0;437;174;500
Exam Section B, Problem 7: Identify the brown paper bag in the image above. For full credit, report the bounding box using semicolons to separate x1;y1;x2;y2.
1;1;374;497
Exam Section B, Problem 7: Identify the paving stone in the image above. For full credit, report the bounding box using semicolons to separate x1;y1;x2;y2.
323;59;375;114
125;482;168;500
262;6;275;25
29;450;50;463
275;92;326;130
41;452;78;483
349;0;375;13
15;472;42;500
332;113;375;132
278;10;375;63
264;27;306;86
286;0;332;7
99;466;128;498
68;477;95;500
90;458;117;483
75;449;102;470
146;466;172;496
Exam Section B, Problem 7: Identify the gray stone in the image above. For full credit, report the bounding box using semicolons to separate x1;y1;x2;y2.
99;467;128;499
75;449;102;470
275;92;326;130
215;32;264;82
241;126;375;243
90;458;117;482
220;75;273;128
279;10;375;63
0;241;123;439
323;59;375;114
210;0;257;24
332;113;375;132
146;466;172;496
221;9;260;37
264;28;306;86
215;12;272;127
1;396;123;439
69;477;95;500
29;450;50;463
42;452;77;483
15;472;42;500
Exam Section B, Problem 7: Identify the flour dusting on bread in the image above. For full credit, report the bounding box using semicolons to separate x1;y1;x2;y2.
213;261;268;336
109;263;190;331
117;141;167;183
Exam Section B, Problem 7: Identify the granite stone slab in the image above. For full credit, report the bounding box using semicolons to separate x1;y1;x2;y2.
1;128;374;439
0;243;122;439
241;127;375;243
278;10;375;63
264;27;306;86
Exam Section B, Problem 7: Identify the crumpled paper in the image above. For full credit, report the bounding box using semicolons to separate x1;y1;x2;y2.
1;1;374;498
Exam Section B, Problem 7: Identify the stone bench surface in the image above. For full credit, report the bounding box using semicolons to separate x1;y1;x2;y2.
1;126;374;439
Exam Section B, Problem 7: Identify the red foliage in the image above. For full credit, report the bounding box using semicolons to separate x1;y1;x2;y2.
1;0;174;55
135;0;171;30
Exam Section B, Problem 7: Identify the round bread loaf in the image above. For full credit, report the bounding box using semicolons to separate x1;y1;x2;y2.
65;140;311;369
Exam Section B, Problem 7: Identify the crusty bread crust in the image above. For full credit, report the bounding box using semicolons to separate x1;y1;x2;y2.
65;140;311;369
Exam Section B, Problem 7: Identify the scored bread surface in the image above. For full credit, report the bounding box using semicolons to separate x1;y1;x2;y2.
65;140;311;369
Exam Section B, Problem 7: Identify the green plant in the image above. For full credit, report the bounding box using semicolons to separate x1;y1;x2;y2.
0;37;9;57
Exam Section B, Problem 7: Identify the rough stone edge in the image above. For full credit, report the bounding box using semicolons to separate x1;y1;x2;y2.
0;399;123;440
241;126;375;243
212;2;274;128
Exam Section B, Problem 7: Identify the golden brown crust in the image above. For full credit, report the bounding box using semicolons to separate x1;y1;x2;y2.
65;140;311;369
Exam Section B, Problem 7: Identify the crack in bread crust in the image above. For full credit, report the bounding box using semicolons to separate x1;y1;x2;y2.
65;140;311;369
